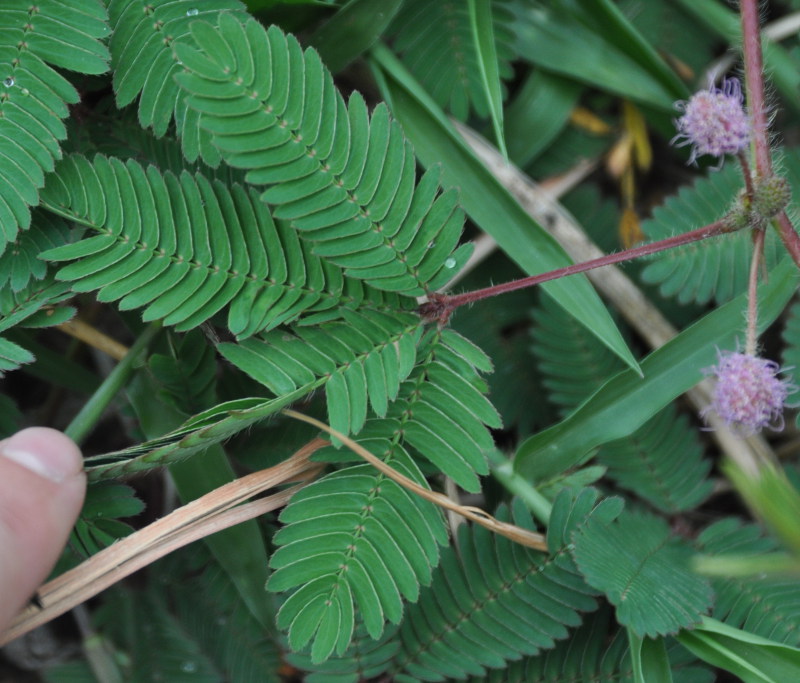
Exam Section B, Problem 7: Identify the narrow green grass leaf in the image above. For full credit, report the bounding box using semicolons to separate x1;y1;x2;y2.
467;0;506;158
677;618;800;683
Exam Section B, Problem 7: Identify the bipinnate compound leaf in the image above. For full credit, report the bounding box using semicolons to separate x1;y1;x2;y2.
370;44;639;373
390;498;599;681
572;507;713;638
0;1;110;252
174;14;471;296
464;606;713;683
225;326;498;489
266;329;499;661
39;154;401;338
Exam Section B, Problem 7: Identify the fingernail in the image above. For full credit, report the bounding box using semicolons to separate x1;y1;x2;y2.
0;428;81;483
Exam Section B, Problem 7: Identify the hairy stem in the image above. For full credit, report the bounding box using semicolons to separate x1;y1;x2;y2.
740;0;800;267
740;0;771;178
421;220;730;323
745;228;766;356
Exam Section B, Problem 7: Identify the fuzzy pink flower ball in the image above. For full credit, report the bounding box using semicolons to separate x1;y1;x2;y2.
673;78;750;164
704;351;794;434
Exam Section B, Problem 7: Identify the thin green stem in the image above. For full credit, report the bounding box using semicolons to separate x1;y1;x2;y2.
65;322;162;446
487;449;552;525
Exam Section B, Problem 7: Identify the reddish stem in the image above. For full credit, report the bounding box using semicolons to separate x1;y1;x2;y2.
739;0;800;269
773;212;800;265
740;0;771;178
420;220;729;324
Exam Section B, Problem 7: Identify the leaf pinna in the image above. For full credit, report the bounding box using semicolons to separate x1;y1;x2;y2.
174;14;472;297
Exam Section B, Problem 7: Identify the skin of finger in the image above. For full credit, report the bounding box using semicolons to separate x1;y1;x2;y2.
0;429;86;631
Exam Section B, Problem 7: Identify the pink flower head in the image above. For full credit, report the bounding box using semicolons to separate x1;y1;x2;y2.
703;350;795;435
673;78;750;164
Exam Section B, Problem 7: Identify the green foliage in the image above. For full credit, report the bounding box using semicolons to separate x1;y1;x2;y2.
389;497;599;681
40;153;397;337
572;503;714;638
5;1;800;681
388;0;516;120
220;308;423;436
174;15;472;297
0;1;109;251
73;481;144;556
639;155;795;305
108;0;248;165
531;293;713;512
698;519;800;647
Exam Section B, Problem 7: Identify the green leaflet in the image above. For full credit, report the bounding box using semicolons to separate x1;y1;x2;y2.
572;504;713;638
516;258;800;481
0;1;110;252
174;14;471;296
39;154;405;338
369;44;640;374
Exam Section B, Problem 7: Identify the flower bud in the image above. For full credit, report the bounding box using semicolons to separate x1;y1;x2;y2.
753;175;791;218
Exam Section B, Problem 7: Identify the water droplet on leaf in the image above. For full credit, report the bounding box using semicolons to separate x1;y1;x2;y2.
444;258;456;268
180;661;198;673
186;8;199;16
427;241;435;249
3;77;14;88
